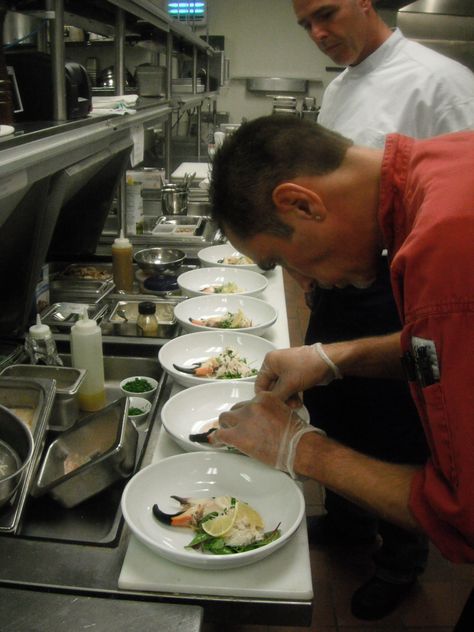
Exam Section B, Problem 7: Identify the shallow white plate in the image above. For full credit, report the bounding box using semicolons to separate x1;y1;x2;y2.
161;381;310;453
177;267;268;298
158;330;276;388
198;244;263;273
174;294;277;336
121;451;305;569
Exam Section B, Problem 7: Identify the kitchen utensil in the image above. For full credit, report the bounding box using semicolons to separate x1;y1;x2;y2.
134;248;185;274
177;267;268;298
0;365;86;431
31;398;138;508
161;185;188;216
121;451;305;569
161;381;311;453
0;404;34;508
174;294;277;336
158;330;276;388
198;244;263;273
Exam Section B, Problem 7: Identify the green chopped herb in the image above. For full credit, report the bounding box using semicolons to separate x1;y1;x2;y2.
123;377;153;393
128;407;145;416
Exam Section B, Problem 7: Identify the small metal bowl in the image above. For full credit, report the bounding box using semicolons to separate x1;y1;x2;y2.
0;405;34;508
134;248;185;274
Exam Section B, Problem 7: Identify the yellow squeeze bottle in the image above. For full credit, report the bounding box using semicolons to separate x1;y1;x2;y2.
70;307;107;412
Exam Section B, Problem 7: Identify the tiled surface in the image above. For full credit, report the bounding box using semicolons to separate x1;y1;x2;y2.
202;271;473;632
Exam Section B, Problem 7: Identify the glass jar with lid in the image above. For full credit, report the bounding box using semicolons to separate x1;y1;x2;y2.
136;301;158;337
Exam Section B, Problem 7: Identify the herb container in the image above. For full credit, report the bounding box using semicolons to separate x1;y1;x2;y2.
127;396;152;426
120;376;158;401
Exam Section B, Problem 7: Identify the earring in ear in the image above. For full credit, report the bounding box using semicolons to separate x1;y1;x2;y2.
315;215;322;221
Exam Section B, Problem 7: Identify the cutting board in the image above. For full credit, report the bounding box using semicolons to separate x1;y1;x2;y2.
171;162;210;182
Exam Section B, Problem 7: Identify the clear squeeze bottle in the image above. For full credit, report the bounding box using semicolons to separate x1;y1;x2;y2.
137;301;159;337
70;307;107;412
112;230;134;292
25;314;63;366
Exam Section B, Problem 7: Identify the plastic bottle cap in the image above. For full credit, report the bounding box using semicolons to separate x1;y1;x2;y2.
29;314;52;339
113;229;132;248
138;301;156;315
72;306;98;331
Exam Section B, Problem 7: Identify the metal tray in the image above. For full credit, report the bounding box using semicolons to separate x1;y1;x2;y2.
152;215;205;241
32;398;138;508
107;300;177;338
0;376;55;533
40;302;108;332
0;365;86;432
57;264;113;282
50;279;114;304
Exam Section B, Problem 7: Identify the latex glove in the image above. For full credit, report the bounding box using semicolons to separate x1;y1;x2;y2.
210;392;324;478
255;343;342;402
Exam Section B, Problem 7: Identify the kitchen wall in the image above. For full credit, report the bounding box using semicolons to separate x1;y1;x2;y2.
196;0;397;123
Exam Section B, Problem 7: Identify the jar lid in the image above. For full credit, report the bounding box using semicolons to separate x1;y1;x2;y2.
138;301;156;315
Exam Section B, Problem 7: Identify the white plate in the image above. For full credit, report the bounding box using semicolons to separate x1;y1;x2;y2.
198;244;263;273
177;267;268;298
161;381;310;453
121;451;305;569
158;330;276;388
174;294;277;336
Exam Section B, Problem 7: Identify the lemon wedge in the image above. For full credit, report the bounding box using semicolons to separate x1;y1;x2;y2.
202;505;237;537
235;501;264;529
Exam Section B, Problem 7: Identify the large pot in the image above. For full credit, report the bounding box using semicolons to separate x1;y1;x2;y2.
161;185;188;215
0;404;34;508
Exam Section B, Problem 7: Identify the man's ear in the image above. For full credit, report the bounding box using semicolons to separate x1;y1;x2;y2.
272;182;326;221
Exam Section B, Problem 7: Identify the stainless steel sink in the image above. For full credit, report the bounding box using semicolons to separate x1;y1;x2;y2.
11;348;164;545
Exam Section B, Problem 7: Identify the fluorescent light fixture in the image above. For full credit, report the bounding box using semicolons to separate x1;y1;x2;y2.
168;1;206;20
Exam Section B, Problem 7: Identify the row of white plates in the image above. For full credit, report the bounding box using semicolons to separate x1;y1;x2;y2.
121;244;305;570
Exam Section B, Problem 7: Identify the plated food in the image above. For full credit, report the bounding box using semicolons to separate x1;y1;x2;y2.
161;381;310;453
174;294;277;336
198;244;263;273
177;266;268;298
152;495;281;555
121;451;305;569
158;330;276;388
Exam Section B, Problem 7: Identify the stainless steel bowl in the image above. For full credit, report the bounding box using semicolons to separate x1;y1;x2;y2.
0;404;34;508
134;248;185;274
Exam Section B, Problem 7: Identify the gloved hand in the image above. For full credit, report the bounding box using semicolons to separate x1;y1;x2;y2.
210;392;324;478
255;343;343;402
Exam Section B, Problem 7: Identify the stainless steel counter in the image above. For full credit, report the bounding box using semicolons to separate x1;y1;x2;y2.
0;269;313;628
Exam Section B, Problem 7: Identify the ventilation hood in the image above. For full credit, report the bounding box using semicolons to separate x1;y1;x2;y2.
392;0;474;71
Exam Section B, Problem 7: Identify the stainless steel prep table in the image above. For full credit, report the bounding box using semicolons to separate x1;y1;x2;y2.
0;268;313;627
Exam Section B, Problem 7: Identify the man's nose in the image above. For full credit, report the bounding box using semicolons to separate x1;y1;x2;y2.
308;21;327;43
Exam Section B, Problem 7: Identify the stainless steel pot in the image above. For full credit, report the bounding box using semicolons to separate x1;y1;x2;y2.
161;185;188;215
0;404;34;508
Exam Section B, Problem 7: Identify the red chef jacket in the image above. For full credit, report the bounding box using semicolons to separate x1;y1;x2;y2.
379;131;474;563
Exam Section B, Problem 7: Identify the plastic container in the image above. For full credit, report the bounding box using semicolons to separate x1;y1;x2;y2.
136;301;159;337
112;230;134;292
70;307;106;412
24;314;63;366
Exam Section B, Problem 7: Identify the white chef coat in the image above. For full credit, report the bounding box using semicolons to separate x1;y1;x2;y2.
318;28;474;147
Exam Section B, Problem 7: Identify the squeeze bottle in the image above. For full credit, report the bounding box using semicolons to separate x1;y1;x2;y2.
112;230;134;292
25;314;63;366
70;307;107;412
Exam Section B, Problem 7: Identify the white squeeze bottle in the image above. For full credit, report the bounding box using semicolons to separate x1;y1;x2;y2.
70;307;107;412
